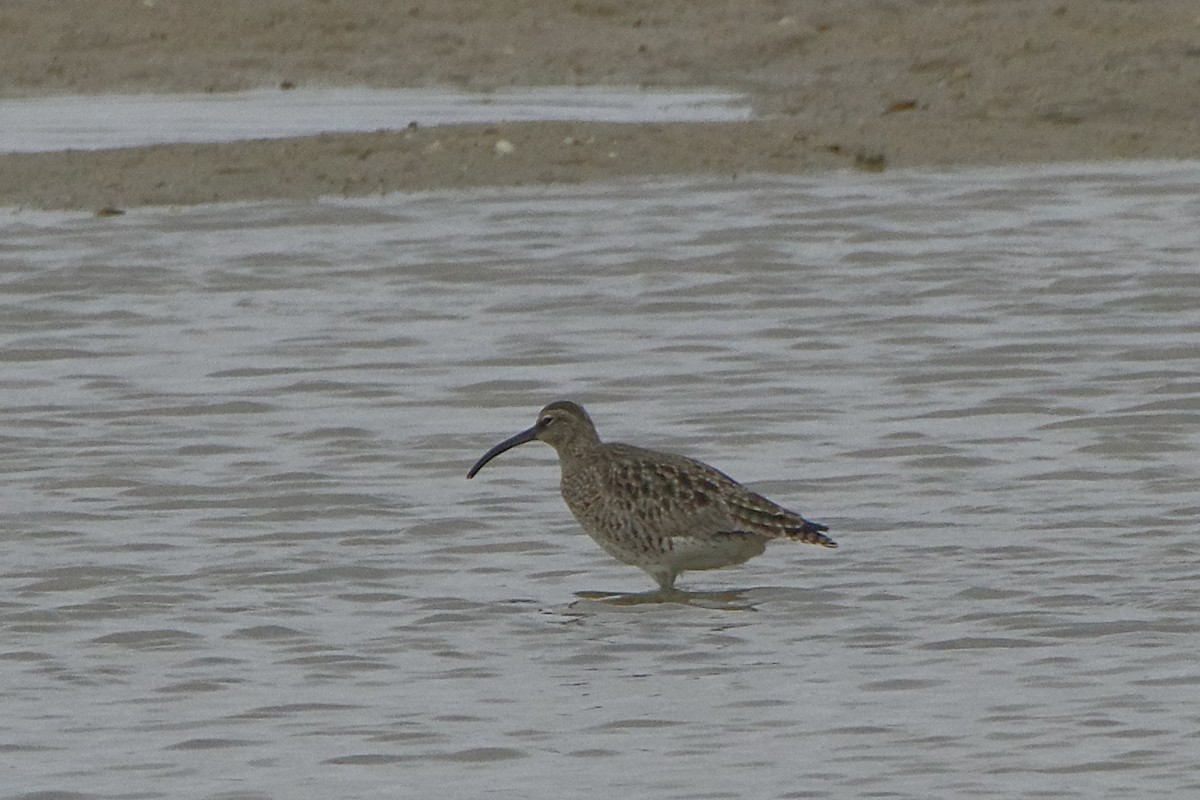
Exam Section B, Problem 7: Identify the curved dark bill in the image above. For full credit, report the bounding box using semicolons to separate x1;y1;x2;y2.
466;426;538;478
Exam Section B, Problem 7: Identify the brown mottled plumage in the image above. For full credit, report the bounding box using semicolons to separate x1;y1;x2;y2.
467;401;836;590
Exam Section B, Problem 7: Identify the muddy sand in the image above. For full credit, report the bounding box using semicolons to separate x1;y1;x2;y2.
1;0;1197;210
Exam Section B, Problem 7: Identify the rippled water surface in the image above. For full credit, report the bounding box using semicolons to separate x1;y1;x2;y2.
2;162;1198;799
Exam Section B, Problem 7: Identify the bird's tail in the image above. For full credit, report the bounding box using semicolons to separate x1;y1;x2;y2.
732;493;838;548
785;519;837;548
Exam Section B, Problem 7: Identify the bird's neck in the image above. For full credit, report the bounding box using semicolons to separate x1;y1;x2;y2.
555;437;601;466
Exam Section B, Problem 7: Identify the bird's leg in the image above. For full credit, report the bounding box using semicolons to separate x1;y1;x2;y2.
647;567;678;592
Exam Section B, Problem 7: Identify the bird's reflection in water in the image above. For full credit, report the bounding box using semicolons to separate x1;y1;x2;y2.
571;587;760;611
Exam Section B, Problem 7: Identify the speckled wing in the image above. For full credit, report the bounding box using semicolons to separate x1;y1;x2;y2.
718;476;837;547
567;444;835;548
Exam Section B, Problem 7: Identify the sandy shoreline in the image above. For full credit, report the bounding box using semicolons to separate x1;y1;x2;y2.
2;0;1198;210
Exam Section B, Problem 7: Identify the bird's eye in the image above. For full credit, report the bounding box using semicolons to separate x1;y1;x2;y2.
537;416;553;428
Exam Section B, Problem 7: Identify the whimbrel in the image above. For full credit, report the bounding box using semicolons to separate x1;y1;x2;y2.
466;401;836;590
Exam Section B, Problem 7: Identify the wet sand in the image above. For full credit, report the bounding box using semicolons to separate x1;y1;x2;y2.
2;0;1198;210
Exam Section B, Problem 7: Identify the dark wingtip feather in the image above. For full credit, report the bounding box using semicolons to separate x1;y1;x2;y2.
790;520;837;548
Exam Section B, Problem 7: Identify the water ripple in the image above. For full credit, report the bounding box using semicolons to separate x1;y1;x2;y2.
1;162;1198;798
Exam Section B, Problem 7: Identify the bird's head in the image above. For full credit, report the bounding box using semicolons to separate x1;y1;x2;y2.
466;400;600;478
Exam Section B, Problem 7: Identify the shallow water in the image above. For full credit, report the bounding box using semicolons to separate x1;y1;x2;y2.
0;87;750;152
1;161;1198;799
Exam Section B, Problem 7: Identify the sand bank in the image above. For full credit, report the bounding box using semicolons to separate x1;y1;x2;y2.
2;0;1197;210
